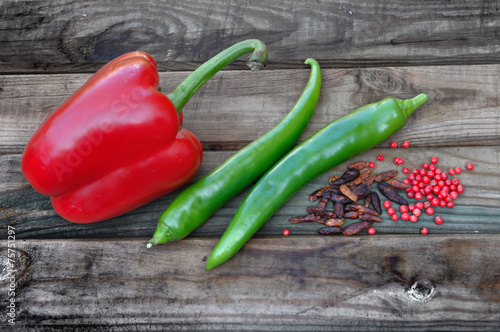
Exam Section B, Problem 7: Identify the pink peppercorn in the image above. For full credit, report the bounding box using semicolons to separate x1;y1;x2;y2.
434;216;443;225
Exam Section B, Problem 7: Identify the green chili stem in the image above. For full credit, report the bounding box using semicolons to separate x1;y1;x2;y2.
400;93;429;118
167;40;268;112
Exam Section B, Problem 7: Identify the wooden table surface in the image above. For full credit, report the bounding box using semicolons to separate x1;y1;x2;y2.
1;1;500;330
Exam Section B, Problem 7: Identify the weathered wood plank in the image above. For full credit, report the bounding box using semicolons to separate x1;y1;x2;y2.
2;145;499;240
0;236;499;330
1;0;500;73
2;65;500;154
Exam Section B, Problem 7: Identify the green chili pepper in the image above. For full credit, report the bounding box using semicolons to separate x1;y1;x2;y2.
206;93;429;270
147;59;322;247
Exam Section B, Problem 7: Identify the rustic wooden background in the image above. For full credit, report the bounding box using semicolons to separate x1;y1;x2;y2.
1;0;500;330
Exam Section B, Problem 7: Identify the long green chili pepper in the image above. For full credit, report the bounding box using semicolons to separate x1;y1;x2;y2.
147;59;322;247
206;93;429;270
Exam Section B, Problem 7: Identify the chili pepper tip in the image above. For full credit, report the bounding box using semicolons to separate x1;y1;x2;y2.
146;239;158;248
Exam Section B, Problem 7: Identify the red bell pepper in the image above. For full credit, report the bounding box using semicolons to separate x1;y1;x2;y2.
21;40;268;223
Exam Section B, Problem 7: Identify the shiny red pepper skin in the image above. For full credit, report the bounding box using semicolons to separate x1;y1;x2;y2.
21;52;203;223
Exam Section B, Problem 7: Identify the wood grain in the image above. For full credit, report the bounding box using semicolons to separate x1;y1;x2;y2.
1;0;500;73
2;145;499;240
0;236;499;330
2;65;500;154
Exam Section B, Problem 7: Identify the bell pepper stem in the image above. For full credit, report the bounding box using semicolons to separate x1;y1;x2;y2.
167;39;268;113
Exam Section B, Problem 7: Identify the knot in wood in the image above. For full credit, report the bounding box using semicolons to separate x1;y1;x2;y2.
407;278;436;303
0;248;32;282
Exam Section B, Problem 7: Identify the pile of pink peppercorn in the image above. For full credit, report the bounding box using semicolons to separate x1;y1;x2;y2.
374;140;474;235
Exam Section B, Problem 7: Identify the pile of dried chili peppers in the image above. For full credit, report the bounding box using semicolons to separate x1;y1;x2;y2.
289;161;410;236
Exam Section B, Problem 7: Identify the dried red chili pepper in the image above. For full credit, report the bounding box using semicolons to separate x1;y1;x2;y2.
329;175;340;183
288;214;317;224
316;197;329;209
363;175;377;186
359;214;383;223
325;218;344;227
322;189;353;204
374;170;398;182
364;194;372;208
347;168;373;185
330;169;360;186
344;211;360;219
378;182;408;205
347;161;369;170
309;185;329;202
306;207;336;219
349;183;371;199
388;178;411;190
370;191;382;214
344;204;379;216
339;184;358;202
333;202;345;219
343;221;373;236
318;226;342;235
